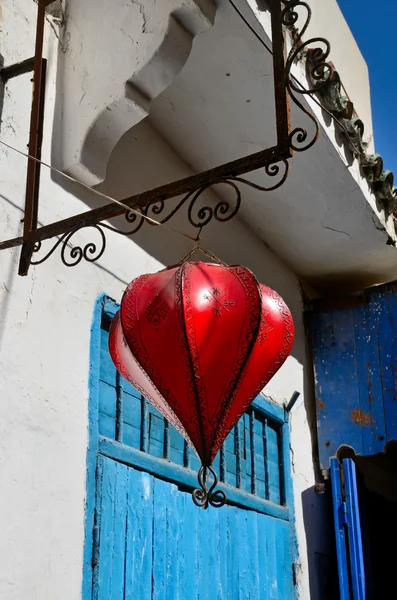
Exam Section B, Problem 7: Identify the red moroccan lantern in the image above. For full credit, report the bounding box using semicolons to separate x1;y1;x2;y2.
109;262;294;507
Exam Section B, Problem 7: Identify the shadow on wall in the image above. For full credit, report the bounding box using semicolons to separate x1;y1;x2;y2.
301;486;339;600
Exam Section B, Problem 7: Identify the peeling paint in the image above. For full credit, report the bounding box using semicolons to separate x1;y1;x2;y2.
350;409;373;426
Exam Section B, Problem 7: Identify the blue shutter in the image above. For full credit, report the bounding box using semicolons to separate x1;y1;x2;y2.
330;458;366;600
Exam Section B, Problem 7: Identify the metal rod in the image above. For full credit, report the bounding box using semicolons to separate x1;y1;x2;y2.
22;1;46;237
285;390;300;412
235;423;242;489
0;57;35;81
0;145;290;253
115;371;124;443
183;440;190;469
278;427;286;505
220;442;226;483
249;410;257;495
140;397;149;453
18;0;49;275
263;418;270;500
164;420;170;460
19;58;47;275
270;0;291;149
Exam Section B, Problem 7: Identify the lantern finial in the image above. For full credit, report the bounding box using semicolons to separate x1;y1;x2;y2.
192;466;227;509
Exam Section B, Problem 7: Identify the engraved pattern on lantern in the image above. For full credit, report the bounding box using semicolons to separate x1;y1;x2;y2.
144;295;169;328
202;287;236;316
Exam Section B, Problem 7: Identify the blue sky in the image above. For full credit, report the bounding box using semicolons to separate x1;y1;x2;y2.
337;0;396;173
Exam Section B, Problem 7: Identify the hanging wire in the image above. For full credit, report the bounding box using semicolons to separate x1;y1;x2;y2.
0;138;232;263
177;227;228;266
0;139;199;244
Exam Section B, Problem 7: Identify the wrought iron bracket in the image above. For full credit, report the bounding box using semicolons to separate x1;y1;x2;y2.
0;0;332;274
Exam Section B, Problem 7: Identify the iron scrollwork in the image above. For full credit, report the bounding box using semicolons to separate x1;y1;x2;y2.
29;163;289;267
122;163;289;235
192;465;227;509
282;0;333;152
31;224;107;267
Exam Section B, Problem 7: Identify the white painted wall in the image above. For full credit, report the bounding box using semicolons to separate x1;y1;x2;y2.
55;0;216;185
0;2;334;599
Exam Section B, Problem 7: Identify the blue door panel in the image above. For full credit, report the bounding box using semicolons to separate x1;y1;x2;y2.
94;455;294;600
308;283;397;470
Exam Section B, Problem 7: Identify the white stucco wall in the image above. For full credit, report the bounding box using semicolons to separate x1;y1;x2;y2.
0;2;328;599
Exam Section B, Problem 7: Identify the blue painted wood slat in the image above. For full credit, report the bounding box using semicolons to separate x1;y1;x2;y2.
330;458;350;600
353;301;386;454
125;468;154;599
343;459;366;600
377;289;397;441
94;456;295;599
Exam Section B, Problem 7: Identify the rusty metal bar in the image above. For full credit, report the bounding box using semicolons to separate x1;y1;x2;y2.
18;0;51;275
22;1;46;236
271;0;291;149
0;144;289;252
18;57;47;275
0;57;35;81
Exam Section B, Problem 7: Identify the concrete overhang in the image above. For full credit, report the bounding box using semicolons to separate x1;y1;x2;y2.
55;0;397;295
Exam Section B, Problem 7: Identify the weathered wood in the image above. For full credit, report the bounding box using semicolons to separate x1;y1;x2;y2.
353;300;386;454
308;283;397;469
376;289;397;440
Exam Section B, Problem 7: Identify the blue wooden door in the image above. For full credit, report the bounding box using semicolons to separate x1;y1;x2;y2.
308;283;397;471
85;297;296;599
330;458;366;600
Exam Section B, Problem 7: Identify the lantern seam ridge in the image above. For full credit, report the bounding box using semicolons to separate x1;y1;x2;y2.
109;312;192;447
179;261;211;465
210;266;263;461
120;273;190;437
